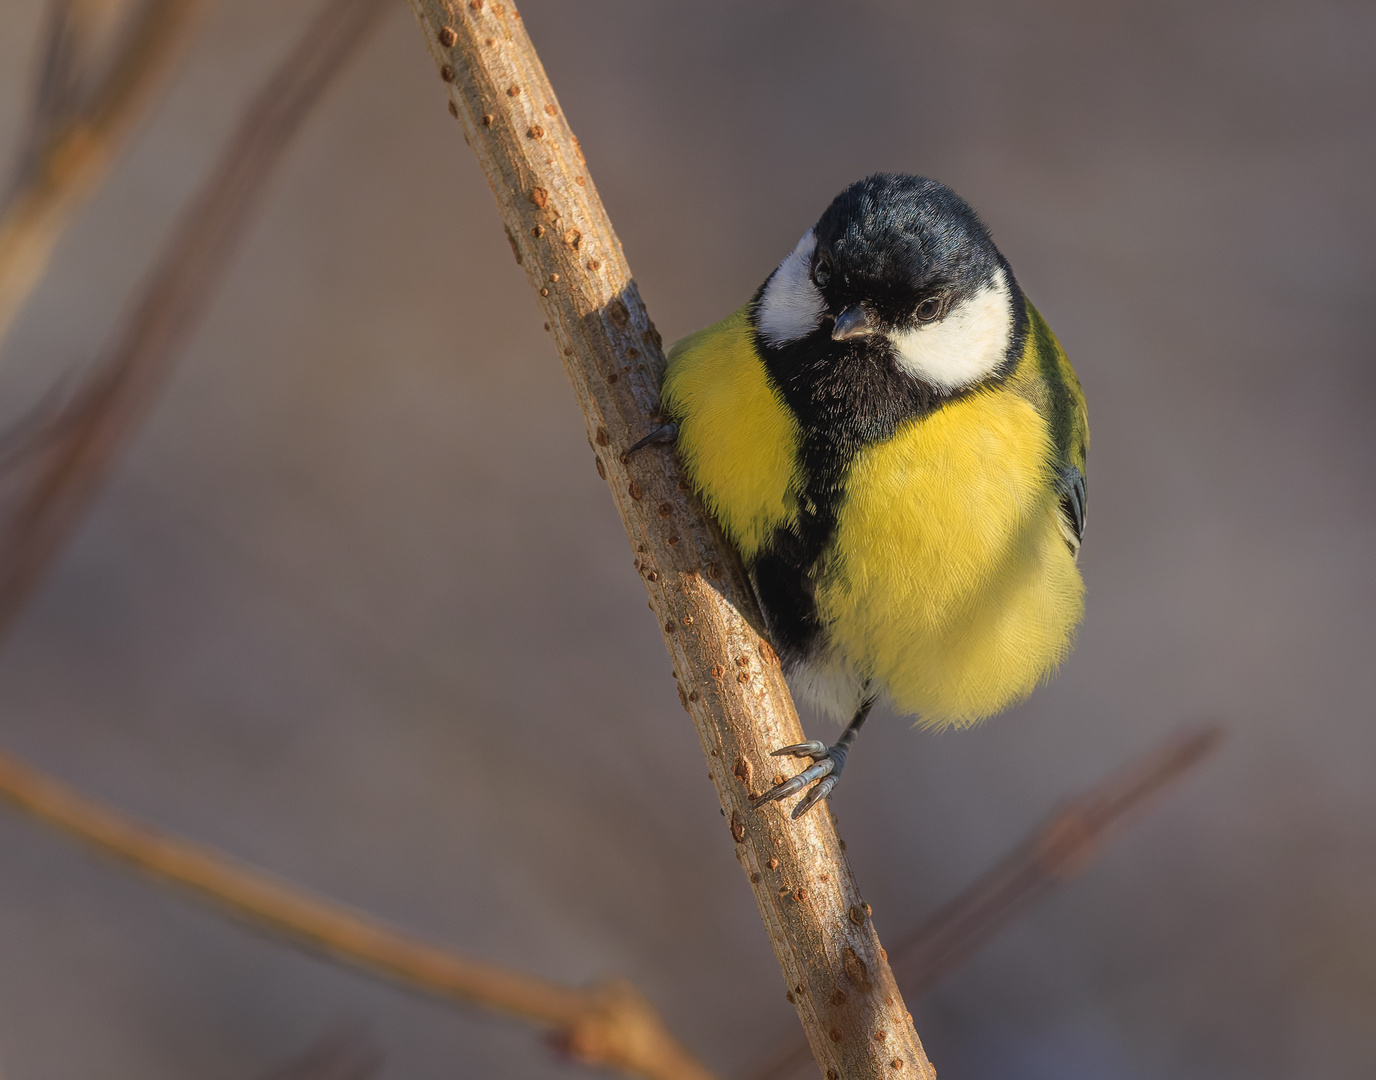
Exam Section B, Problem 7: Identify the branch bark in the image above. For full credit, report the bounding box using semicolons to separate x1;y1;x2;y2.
0;743;716;1080
747;724;1224;1080
0;0;205;349
403;4;935;1078
0;0;391;638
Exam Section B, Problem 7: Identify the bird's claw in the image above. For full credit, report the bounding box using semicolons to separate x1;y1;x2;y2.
792;775;838;818
622;421;678;462
770;740;828;759
752;742;849;818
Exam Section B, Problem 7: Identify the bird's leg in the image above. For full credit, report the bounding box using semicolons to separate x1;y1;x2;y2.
621;421;678;462
752;696;875;819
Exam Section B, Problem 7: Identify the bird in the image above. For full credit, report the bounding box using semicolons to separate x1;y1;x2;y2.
630;173;1088;818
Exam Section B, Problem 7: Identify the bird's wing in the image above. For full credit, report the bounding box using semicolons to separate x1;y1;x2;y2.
1019;301;1089;555
1055;462;1087;556
1054;336;1089;555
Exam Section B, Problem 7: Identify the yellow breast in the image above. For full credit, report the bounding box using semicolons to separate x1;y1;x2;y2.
660;307;800;559
816;386;1084;727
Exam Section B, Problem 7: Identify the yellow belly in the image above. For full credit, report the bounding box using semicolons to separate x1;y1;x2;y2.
815;386;1084;728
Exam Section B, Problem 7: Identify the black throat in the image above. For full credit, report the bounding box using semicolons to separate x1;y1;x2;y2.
744;286;1028;667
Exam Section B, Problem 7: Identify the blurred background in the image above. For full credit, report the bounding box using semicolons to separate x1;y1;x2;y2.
0;0;1373;1077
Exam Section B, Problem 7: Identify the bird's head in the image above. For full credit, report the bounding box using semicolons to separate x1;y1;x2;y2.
756;174;1022;396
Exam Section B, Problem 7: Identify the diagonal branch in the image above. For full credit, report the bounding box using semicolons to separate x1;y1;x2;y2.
747;724;1224;1080
0;0;206;348
0;743;717;1080
402;3;935;1077
255;1025;383;1080
889;723;1223;998
0;724;1222;1080
0;0;392;639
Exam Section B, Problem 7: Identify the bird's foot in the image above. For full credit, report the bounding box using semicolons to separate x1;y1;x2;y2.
621;421;678;462
751;738;851;819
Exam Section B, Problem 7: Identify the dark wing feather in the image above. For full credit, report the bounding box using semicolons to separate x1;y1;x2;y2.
1055;463;1087;557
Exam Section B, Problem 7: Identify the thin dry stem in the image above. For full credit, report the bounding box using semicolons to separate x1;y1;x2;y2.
0;744;717;1080
748;724;1224;1080
890;723;1223;996
403;3;935;1077
256;1026;383;1080
0;0;391;638
0;0;205;347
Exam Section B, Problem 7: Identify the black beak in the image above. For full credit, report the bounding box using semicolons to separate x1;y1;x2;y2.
832;305;877;341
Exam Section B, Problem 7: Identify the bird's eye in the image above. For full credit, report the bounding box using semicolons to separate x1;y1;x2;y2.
812;255;832;287
915;297;942;322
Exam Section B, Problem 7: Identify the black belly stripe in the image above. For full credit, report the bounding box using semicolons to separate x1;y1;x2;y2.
745;280;1029;666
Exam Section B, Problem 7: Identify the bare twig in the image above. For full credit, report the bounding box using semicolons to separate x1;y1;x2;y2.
0;0;205;347
255;1025;383;1080
747;724;1224;1080
891;724;1224;997
0;0;392;638
404;4;935;1077
0;744;717;1080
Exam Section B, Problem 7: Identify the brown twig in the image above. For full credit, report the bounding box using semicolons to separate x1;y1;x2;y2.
0;744;717;1080
0;0;205;347
892;723;1223;995
747;724;1224;1080
255;1025;383;1080
403;4;935;1077
0;0;392;638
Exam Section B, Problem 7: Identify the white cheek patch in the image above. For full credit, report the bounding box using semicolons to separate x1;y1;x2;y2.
757;229;827;346
889;269;1015;392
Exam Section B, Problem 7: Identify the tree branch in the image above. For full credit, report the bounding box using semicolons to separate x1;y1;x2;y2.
0;0;205;349
0;743;717;1080
747;724;1224;1080
0;725;1221;1080
0;0;391;638
889;723;1223;998
402;4;935;1078
255;1025;383;1080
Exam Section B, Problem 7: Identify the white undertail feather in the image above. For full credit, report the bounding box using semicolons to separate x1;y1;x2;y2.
890;269;1014;392
757;229;826;346
786;652;871;724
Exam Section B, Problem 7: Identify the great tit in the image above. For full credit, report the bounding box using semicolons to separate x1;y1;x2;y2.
633;174;1088;818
